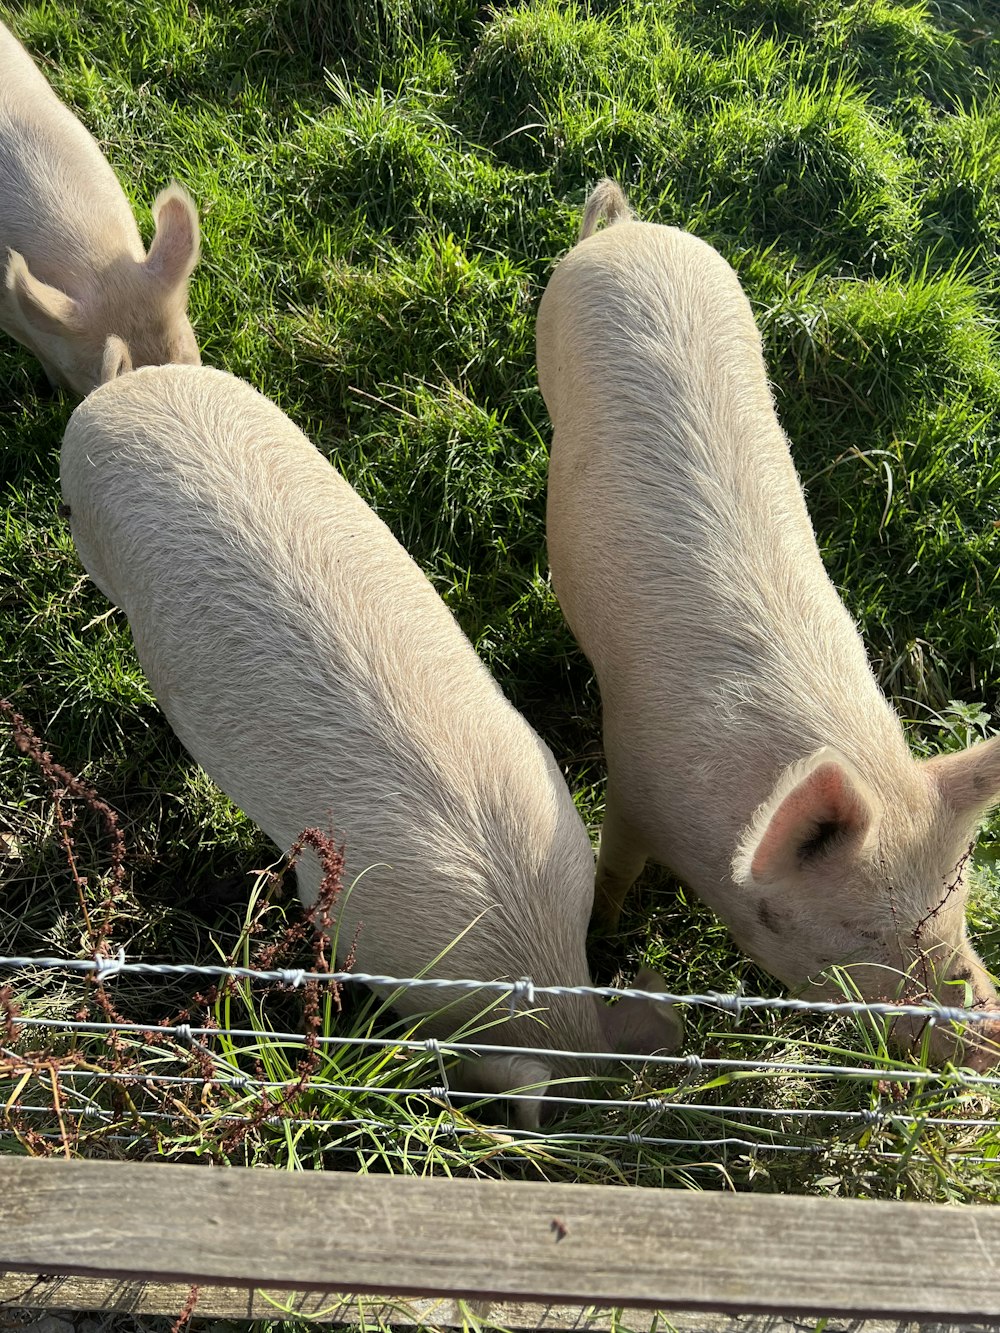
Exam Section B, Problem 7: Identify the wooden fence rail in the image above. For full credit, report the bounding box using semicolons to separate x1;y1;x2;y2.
2;1158;999;1326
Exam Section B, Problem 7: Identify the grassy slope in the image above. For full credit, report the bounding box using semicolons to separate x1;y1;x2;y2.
1;0;1000;1207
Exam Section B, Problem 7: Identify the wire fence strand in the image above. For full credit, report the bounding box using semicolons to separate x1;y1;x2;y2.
4;953;999;1024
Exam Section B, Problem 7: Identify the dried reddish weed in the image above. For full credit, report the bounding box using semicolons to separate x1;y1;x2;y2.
1;705;351;1165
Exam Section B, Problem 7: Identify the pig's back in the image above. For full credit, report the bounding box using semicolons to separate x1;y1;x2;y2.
0;24;143;286
540;222;904;850
543;225;875;692
62;366;594;989
542;224;821;650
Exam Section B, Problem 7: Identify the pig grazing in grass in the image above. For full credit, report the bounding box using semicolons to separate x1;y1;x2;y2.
0;21;200;394
61;364;680;1125
539;178;1000;1069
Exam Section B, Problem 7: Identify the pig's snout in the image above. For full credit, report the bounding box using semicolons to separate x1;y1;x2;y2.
891;999;1000;1072
957;1017;1000;1073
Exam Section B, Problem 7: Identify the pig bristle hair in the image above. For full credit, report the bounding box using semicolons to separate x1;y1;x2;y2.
579;179;633;241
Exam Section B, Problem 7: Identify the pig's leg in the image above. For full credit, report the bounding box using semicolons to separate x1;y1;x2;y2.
592;792;646;935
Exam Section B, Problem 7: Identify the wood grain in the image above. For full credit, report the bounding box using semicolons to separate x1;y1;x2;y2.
2;1157;999;1320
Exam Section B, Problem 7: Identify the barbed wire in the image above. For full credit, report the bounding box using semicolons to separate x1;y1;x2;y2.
4;1061;998;1126
3;952;998;1024
4;1118;994;1169
7;1015;1000;1084
2;1103;998;1169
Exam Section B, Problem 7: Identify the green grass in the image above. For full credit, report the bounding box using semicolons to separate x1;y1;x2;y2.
3;0;1000;1274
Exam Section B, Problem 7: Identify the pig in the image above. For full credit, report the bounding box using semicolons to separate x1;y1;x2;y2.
538;178;1000;1070
60;364;681;1126
0;20;200;394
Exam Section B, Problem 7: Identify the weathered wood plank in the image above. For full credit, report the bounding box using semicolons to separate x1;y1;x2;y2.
0;1274;651;1329
2;1158;1000;1321
0;1276;477;1328
1;1279;998;1333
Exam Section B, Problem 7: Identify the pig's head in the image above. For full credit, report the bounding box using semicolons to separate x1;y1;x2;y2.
4;182;200;395
731;741;1000;1071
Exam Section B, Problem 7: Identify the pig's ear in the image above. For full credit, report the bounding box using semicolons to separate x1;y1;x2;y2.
99;335;132;383
734;747;879;887
6;250;82;335
926;734;1000;823
600;969;684;1055
145;184;200;291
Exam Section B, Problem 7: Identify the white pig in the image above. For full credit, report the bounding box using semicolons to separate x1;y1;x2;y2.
0;21;200;394
60;364;680;1124
538;178;1000;1070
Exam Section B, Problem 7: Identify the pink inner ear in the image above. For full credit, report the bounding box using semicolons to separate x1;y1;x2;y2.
750;761;869;883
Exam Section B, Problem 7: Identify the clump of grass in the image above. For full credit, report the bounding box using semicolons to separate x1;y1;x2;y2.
278;82;557;259
918;99;1000;267
683;79;918;266
263;0;480;72
456;4;759;174
670;0;970;108
746;263;1000;705
278;231;538;459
